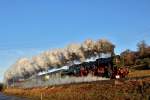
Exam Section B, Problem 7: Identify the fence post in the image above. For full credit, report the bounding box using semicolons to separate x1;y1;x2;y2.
41;93;43;100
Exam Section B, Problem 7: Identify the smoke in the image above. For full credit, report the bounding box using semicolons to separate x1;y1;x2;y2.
4;39;115;82
14;75;109;88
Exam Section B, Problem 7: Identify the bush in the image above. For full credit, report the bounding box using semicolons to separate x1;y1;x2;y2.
0;83;4;91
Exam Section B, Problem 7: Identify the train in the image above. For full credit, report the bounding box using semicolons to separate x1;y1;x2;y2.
61;57;129;79
7;56;129;88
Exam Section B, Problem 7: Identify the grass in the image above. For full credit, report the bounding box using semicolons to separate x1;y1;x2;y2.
128;70;150;78
3;70;150;100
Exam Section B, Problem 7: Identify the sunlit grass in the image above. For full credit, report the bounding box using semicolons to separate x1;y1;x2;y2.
128;70;150;78
3;70;150;100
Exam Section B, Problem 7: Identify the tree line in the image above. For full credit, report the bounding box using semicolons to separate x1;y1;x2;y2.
116;40;150;69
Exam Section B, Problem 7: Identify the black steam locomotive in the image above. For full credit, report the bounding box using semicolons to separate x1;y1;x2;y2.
61;57;129;79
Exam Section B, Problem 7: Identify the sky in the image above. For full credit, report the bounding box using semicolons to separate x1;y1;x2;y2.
0;0;150;82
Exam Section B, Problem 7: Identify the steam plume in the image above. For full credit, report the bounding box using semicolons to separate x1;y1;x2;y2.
4;39;115;82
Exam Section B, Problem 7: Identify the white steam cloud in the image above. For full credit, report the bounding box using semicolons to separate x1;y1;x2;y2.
4;39;115;82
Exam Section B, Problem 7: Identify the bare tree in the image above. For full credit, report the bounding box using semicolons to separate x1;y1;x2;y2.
137;40;147;58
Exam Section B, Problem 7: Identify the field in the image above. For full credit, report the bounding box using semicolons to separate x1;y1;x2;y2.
128;70;150;78
3;70;150;100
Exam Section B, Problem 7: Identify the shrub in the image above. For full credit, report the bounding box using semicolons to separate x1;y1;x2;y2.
0;83;3;91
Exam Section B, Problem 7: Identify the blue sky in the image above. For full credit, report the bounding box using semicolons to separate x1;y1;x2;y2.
0;0;150;82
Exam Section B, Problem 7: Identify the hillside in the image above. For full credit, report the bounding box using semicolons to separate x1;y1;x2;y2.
3;70;150;100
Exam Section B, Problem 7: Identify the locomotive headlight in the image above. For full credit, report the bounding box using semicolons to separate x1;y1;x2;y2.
45;75;50;80
115;75;120;79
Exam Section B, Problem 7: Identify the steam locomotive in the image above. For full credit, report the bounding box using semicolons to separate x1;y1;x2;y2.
61;57;129;79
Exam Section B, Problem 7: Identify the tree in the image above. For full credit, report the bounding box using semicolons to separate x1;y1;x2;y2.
120;49;136;66
137;40;148;58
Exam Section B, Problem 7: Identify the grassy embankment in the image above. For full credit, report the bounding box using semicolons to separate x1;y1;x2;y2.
3;70;150;100
128;69;150;78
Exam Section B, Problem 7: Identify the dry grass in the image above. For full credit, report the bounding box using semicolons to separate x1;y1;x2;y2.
3;70;150;100
128;70;150;78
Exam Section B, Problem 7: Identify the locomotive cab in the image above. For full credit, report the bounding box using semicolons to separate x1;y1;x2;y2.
96;57;113;78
